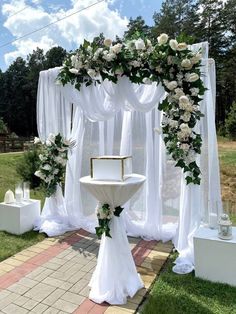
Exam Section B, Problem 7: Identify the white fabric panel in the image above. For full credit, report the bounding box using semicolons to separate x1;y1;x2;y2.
35;68;73;236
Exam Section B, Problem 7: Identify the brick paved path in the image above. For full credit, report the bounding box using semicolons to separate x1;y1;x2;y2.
0;229;172;314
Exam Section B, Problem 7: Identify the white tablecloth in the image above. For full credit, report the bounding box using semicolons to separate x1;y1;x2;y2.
80;174;146;304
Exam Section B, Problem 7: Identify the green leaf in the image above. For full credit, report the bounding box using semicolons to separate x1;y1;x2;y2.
186;176;193;185
114;206;124;217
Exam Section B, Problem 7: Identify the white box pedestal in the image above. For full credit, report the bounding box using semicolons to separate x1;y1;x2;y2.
194;226;236;287
0;200;40;235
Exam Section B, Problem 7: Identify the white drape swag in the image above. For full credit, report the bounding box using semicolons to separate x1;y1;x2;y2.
36;42;222;271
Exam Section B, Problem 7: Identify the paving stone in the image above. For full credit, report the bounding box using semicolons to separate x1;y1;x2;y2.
44;307;60;314
0;291;11;301
2;303;29;314
22;299;39;310
24;283;56;302
3;258;23;267
69;279;88;294
81;261;96;272
61;291;85;306
49;258;66;266
53;299;78;313
7;283;30;295
18;277;38;289
78;285;90;297
25;267;46;279
43;307;60;314
31;303;48;313
33;269;54;282
43;262;62;271
0;264;15;272
13;295;29;306
42;288;65;306
42;277;73;290
83;272;92;281
12;255;30;262
0;292;20;310
105;306;133;313
67;270;86;284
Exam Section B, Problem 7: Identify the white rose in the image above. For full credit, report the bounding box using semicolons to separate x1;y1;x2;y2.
87;69;97;79
169;120;178;128
42;164;51;171
181;112;191;122
155;66;163;73
187;73;200;82
181;59;192;68
184;150;196;164
142;77;152;85
48;133;55;143
157;33;169;45
111;43;122;54
69;68;79;75
70;55;77;67
146;39;152;47
34;137;41;144
179;95;190;106
177;42;188;51
135;38;146;50
180;123;192;134
167;56;174;65
34;170;42;178
130;60;140;68
167;81;178;91
103;51;116;62
174;88;185;99
190;88;199;96
104;38;112;47
180;143;190;152
169;39;178;50
191;53;202;64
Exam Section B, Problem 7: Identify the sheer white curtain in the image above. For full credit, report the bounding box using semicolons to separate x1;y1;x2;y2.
35;68;75;236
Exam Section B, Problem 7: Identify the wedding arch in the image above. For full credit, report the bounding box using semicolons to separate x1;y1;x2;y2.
35;35;222;273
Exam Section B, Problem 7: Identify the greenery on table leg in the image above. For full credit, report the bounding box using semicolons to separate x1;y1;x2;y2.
95;204;124;238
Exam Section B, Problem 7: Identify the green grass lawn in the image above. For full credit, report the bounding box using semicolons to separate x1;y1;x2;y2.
0;152;46;261
142;254;236;314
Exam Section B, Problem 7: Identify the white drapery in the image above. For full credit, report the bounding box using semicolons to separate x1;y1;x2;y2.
36;42;222;271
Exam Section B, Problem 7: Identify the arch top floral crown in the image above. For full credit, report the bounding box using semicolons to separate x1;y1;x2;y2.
58;33;206;185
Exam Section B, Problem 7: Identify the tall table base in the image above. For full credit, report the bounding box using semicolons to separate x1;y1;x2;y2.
89;216;144;304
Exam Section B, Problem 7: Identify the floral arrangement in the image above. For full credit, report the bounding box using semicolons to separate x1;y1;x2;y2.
58;33;206;184
95;203;123;238
34;133;75;197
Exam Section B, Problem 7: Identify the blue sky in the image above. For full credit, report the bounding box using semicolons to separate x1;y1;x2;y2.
0;0;163;71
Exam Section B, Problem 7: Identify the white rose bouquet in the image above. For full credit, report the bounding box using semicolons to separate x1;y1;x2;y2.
34;133;75;197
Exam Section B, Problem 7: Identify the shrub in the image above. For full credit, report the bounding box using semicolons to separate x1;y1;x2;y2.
225;102;236;140
0;117;8;134
16;145;41;189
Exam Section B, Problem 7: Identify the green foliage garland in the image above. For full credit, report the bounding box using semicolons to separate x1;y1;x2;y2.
58;34;207;184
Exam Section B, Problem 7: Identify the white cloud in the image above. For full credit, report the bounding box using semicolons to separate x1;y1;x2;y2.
2;0;128;65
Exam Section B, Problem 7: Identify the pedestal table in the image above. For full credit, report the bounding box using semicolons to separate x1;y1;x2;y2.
80;174;146;305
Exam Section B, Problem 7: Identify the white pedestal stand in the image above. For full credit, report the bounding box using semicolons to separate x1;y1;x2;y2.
80;174;146;304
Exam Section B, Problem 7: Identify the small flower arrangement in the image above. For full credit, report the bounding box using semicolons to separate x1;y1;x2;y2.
95;203;123;238
34;133;75;197
58;33;206;185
